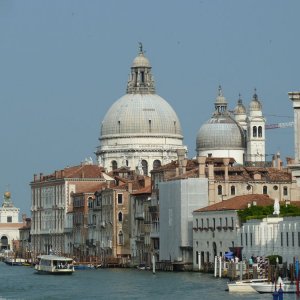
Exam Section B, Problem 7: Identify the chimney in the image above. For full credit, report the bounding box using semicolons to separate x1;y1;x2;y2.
33;174;37;182
223;158;230;182
197;156;206;178
39;173;43;180
177;149;186;175
22;214;26;226
208;161;214;180
276;152;282;170
61;170;65;177
182;159;187;174
128;182;133;193
55;170;58;179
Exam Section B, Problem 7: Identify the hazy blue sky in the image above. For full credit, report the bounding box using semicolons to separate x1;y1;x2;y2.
1;0;299;216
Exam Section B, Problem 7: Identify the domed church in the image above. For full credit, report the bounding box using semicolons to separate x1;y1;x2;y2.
196;86;266;165
96;44;187;174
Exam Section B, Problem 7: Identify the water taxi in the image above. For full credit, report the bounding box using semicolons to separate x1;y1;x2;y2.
35;254;74;275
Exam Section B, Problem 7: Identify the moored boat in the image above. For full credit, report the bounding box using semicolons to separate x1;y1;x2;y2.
251;277;297;293
227;278;268;293
35;254;74;275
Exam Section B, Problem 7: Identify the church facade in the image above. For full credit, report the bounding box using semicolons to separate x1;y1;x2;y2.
96;44;187;175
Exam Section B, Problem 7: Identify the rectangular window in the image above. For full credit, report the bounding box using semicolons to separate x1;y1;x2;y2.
281;232;283;247
286;232;289;247
241;233;243;246
250;233;253;246
117;194;123;204
7;216;12;223
298;232;300;247
292;232;295;247
245;233;248;246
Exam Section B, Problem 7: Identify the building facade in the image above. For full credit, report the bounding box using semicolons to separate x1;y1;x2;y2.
96;45;187;174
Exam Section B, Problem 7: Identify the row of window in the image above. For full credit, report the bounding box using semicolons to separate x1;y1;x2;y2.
217;185;289;196
111;159;162;175
240;232;300;247
196;217;235;229
252;126;263;138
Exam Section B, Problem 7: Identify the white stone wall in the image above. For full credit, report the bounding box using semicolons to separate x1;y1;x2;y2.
192;210;238;269
159;178;208;263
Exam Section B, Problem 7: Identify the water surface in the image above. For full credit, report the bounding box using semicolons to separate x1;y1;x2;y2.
0;262;298;299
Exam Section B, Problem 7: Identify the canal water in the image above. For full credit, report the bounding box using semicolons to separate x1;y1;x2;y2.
0;262;298;300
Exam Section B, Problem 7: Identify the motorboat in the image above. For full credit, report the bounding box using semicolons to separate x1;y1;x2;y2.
227;278;269;293
251;277;297;293
35;254;74;275
4;257;27;266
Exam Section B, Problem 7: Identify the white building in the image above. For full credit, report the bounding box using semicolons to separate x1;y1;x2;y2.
0;191;22;251
196;86;266;165
159;178;208;267
192;194;274;270
239;215;300;265
96;44;187;174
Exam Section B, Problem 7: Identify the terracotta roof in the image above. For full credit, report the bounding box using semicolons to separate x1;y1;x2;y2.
131;185;151;195
64;165;104;179
194;194;274;212
75;182;106;194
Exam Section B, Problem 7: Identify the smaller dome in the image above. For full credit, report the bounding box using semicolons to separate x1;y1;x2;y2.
132;53;150;68
234;98;246;115
196;114;246;150
249;91;262;111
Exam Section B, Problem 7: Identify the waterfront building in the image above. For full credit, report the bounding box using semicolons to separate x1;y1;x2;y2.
18;215;31;259
159;177;208;269
30;162;106;258
71;186;101;262
0;191;22;251
192;194;273;270
93;168;150;266
239;213;300;265
196;87;266;165
96;44;187;174
130;181;152;266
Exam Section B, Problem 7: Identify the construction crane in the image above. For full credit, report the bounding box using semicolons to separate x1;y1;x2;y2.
265;121;294;130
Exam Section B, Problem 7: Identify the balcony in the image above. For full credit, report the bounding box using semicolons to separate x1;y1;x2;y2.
135;212;144;220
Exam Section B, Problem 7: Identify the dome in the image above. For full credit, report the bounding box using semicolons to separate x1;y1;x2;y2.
132;53;151;68
101;93;182;137
234;98;246;115
196;114;245;150
249;91;262;111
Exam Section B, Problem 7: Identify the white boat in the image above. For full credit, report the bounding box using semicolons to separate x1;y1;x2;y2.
35;254;74;275
227;278;269;293
251;277;297;293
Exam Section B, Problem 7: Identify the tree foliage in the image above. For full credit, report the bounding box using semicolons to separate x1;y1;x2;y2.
238;204;300;223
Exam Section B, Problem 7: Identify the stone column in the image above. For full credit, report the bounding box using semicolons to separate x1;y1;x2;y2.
288;91;300;163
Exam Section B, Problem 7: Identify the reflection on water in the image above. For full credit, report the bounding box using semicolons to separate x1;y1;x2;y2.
0;262;299;300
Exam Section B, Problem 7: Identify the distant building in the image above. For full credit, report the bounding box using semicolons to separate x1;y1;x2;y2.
0;191;22;251
192;194;274;269
30;163;106;257
196;87;266;165
96;45;187;174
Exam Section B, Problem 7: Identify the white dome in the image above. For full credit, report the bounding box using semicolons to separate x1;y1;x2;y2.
196;114;246;151
101;93;182;138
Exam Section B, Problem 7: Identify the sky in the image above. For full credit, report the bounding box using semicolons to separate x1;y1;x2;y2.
0;0;299;216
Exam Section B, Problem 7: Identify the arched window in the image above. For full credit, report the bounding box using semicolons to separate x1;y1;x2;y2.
258;126;263;137
153;160;161;170
217;185;222;195
142;160;148;176
118;212;123;222
0;236;8;250
283;186;288;196
253;126;257;137
231;186;236;195
112;161;118;170
118;231;124;245
263;186;268;195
